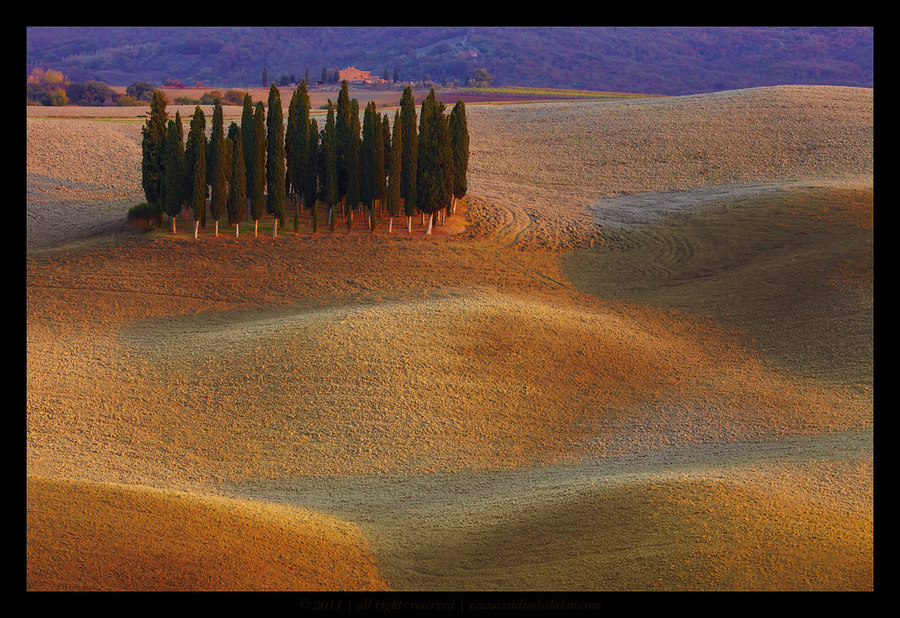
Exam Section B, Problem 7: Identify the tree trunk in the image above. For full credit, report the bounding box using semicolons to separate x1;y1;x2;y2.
235;222;239;238
172;217;176;234
215;220;219;238
254;219;259;237
425;212;433;235
407;216;412;233
388;217;392;233
193;220;199;239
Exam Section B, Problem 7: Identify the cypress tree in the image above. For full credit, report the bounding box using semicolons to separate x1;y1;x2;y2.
375;112;386;224
140;89;168;207
209;102;228;237
184;106;207;237
386;110;402;233
318;101;338;231
306;117;319;233
162;118;184;233
449;99;469;215
241;93;255;219
382;113;391;214
335;80;351;217
266;83;286;236
251;101;266;236
291;80;312;213
285;85;299;206
360;100;377;228
345;98;361;233
227;122;247;236
416;89;452;235
399;85;418;230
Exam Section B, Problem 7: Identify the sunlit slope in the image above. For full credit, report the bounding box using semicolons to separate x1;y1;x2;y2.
26;476;389;591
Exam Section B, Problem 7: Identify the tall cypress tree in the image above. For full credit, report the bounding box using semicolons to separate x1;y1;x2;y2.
416;89;452;235
285;85;299;206
162;118;184;233
318;101;338;231
374;111;386;227
292;80;312;214
140;89;168;207
335;80;352;216
266;83;285;236
241;92;255;219
345;98;361;233
360;100;377;227
386;110;402;233
399;85;418;228
227;122;247;236
449;99;469;216
184;106;207;237
208;102;227;237
306;117;319;233
251;101;266;236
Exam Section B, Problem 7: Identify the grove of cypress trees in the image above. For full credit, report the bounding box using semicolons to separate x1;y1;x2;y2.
209;102;228;237
306;117;319;233
251;101;266;236
386;110;402;233
345;98;361;233
140;89;168;207
266;83;285;236
161;118;184;233
227;122;247;236
449;99;469;215
399;85;418;231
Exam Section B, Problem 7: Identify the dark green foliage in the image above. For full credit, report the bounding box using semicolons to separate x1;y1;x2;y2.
306;118;319;232
386;110;402;218
416;89;452;219
285;85;299;200
345;99;361;232
335;80;352;203
208;103;228;225
251;102;266;222
67;80;119;106
241;93;255;213
266;83;286;225
184;106;207;226
318;101;338;230
227;123;247;226
449;99;469;201
140;89;168;205
161;118;184;220
399;85;417;216
291;80;313;205
360;101;377;214
374;111;386;218
127;202;161;228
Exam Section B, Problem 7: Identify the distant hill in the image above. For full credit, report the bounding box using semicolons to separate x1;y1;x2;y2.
25;26;874;96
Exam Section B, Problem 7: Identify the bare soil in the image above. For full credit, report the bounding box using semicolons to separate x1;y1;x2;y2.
26;85;873;591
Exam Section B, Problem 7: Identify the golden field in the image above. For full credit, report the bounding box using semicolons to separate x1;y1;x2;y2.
26;85;873;592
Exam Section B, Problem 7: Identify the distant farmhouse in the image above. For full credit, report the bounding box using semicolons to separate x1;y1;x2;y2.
338;66;385;85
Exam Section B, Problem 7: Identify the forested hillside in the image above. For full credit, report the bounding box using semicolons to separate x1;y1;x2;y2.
26;26;873;95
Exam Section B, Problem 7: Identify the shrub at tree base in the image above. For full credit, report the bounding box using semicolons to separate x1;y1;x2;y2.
127;203;162;229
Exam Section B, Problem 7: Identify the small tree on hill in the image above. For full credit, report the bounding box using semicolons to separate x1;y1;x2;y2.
208;103;228;237
184;106;207;237
345;99;361;233
399;85;418;232
318;101;339;231
306;117;319;232
241;93;255;220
